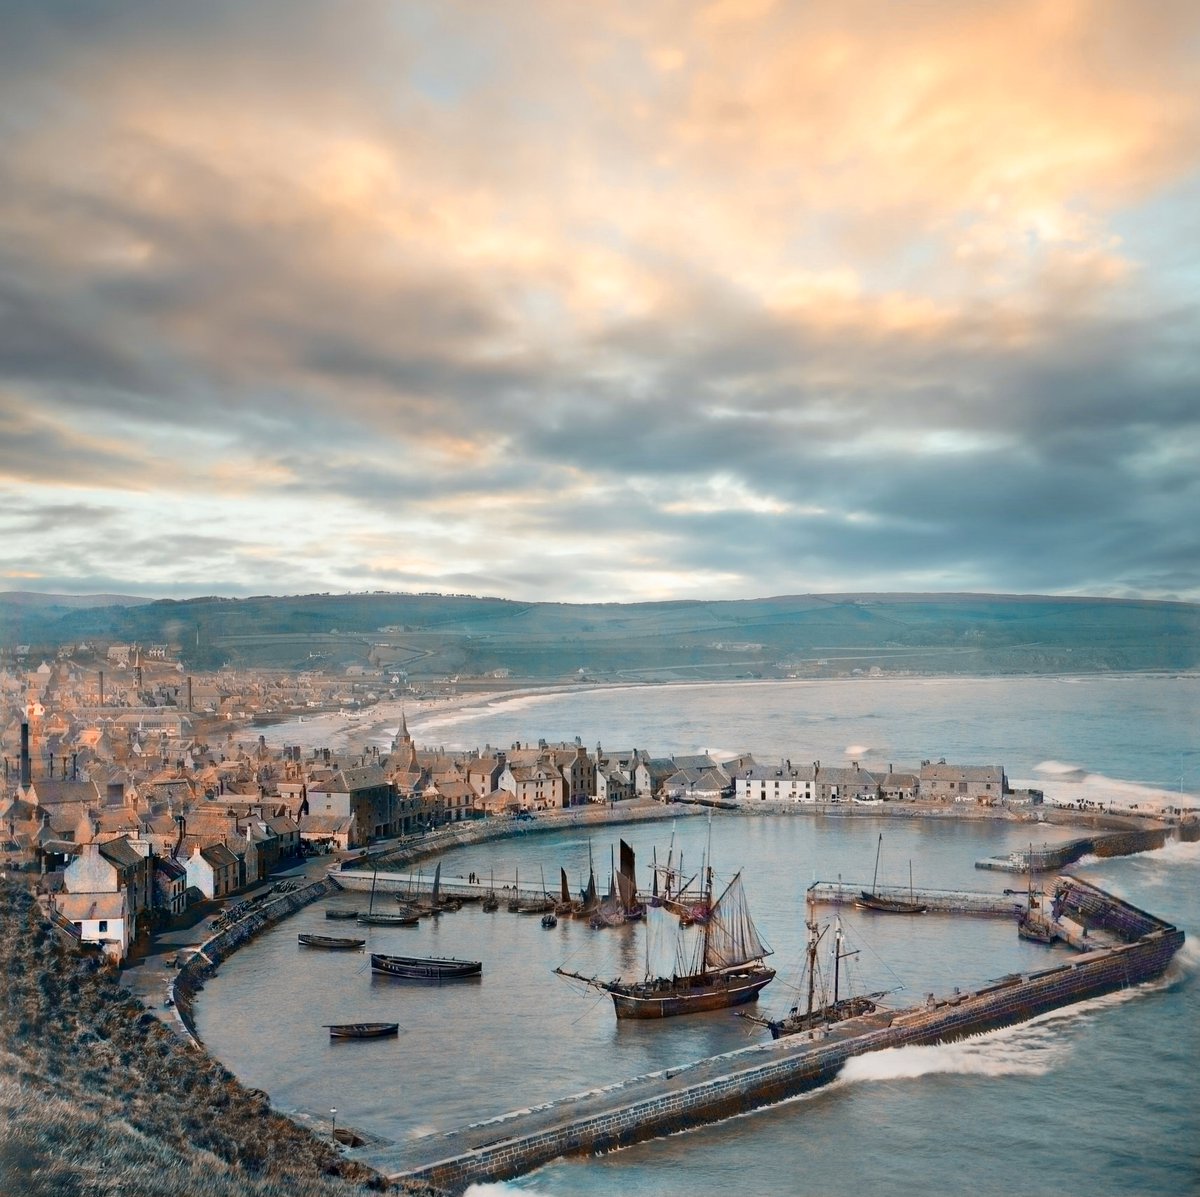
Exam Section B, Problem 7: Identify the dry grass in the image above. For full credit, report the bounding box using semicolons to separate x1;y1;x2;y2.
0;881;427;1195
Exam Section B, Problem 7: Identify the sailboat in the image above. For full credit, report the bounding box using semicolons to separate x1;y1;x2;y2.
1017;845;1056;943
616;839;644;922
589;847;626;928
747;909;889;1039
573;846;600;920
557;862;775;1019
517;867;556;914
481;867;499;912
358;865;419;926
855;833;927;914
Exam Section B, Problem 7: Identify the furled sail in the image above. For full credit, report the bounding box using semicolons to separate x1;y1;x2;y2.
703;872;772;970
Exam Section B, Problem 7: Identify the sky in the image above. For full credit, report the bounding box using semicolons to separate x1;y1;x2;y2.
1;0;1198;604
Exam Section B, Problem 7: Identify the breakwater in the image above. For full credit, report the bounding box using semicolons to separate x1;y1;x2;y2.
976;825;1175;873
351;877;1183;1193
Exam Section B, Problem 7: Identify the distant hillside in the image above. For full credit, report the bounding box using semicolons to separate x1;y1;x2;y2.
0;591;153;609
1;591;1197;678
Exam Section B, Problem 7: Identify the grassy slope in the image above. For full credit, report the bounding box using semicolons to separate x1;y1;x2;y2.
0;882;409;1196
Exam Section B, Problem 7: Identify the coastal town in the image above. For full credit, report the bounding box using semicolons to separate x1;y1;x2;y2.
2;639;1187;967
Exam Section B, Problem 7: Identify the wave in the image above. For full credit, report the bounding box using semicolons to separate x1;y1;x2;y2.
465;1184;547;1196
1016;765;1195;814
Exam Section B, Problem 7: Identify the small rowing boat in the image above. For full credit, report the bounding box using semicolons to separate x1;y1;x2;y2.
325;909;360;920
298;933;365;950
324;1022;399;1039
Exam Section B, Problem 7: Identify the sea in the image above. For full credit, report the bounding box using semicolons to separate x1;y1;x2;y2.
200;675;1200;1197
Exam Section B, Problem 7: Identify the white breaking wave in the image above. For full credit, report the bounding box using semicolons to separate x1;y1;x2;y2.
844;744;871;758
465;1184;549;1196
1016;765;1196;815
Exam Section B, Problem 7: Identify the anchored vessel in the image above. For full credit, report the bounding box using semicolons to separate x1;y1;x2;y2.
299;933;365;950
747;910;890;1039
557;866;774;1018
325;1022;399;1039
856;833;928;914
370;953;482;980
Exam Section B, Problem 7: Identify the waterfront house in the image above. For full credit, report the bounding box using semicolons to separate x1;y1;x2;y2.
55;890;128;962
154;854;188;918
918;761;1007;803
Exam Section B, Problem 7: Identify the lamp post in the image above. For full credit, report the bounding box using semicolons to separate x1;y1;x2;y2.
330;1108;337;1142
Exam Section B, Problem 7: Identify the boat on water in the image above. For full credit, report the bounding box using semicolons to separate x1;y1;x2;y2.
516;866;556;914
856;833;928;914
557;847;775;1019
325;1022;399;1039
746;910;890;1039
370;953;482;980
541;911;558;928
481;867;499;912
1017;858;1057;943
325;908;360;920
299;933;365;949
358;864;420;926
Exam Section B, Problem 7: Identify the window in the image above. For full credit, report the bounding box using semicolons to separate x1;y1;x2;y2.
98;920;108;932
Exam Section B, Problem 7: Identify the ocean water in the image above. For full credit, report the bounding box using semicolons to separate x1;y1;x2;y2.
198;675;1199;1197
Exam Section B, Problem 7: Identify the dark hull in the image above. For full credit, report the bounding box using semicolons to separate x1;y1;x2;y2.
358;912;420;926
1018;916;1056;943
299;934;365;949
325;909;360;920
768;995;882;1039
609;966;775;1019
327;1022;399;1039
856;892;927;914
370;953;482;980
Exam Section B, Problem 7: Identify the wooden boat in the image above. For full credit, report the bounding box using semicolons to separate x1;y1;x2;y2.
324;1022;399;1039
370;953;482;980
855;834;927;914
325;908;360;920
481;868;499;912
745;909;889;1039
1017;860;1056;943
558;843;775;1019
298;933;365;949
357;863;420;925
541;911;558;928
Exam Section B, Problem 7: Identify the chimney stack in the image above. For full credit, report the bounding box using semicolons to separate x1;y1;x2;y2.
20;722;31;788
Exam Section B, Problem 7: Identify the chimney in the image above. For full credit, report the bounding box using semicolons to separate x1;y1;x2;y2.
20;722;31;788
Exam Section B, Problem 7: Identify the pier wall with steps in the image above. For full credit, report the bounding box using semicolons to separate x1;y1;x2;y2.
351;877;1183;1194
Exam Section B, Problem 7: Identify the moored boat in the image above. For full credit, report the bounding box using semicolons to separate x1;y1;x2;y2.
855;834;928;914
370;953;482;980
558;860;775;1019
299;933;365;949
325;908;360;920
325;1022;399;1038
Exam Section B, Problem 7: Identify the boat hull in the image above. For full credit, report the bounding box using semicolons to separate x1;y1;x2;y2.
855;892;927;914
370;953;482;980
298;934;365;949
327;1022;399;1039
609;966;775;1019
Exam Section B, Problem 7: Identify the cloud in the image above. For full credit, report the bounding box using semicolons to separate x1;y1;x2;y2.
0;1;1197;600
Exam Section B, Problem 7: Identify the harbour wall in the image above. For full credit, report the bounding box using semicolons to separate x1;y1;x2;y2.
168;877;338;1046
354;878;1183;1193
976;825;1174;873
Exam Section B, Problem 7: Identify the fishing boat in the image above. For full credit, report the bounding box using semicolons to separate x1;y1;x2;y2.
855;833;928;914
481;867;499;912
324;1022;399;1039
1017;854;1057;943
573;847;600;920
325;908;360;920
541;911;558;928
745;910;889;1039
616;839;645;921
557;861;775;1019
358;865;420;926
516;865;556;914
299;933;365;949
370;953;482;980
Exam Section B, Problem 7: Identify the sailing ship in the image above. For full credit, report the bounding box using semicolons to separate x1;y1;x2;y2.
1017;850;1056;943
298;933;365;950
746;911;888;1039
325;1022;399;1039
370;953;482;980
557;864;775;1018
855;833;928;914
